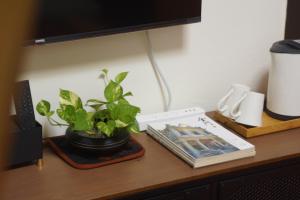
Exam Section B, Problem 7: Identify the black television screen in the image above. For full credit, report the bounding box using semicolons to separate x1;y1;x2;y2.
32;0;202;44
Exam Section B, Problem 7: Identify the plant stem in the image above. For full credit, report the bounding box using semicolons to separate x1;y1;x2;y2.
47;117;69;127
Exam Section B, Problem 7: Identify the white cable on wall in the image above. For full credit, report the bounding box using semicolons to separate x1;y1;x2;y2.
145;30;172;111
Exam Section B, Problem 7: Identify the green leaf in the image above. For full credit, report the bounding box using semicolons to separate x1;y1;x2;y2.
119;98;129;105
36;100;51;116
127;121;140;133
96;120;116;137
115;72;128;84
115;119;128;128
106;102;117;112
86;99;107;111
72;109;94;131
87;112;95;123
104;81;123;102
46;111;55;117
110;102;141;124
123;92;133;97
56;105;76;124
94;109;110;121
102;68;108;75
99;69;108;80
59;89;83;110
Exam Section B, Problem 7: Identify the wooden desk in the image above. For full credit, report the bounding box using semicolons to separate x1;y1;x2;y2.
2;114;300;200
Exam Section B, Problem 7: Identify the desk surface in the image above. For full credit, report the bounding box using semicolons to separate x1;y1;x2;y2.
2;113;300;200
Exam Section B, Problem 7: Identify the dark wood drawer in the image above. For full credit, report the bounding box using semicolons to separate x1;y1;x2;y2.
219;163;300;200
145;191;185;200
144;184;211;200
184;185;211;200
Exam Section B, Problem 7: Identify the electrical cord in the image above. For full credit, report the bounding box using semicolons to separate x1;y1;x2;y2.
145;30;172;111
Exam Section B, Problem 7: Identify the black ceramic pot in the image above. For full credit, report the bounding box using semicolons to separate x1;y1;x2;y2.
65;128;130;154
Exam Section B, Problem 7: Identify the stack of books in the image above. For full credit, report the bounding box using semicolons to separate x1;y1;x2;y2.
147;114;255;168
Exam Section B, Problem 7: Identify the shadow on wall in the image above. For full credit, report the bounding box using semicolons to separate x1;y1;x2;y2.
256;67;269;94
23;25;185;72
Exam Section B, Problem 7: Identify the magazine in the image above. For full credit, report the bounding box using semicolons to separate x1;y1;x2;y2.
147;114;255;168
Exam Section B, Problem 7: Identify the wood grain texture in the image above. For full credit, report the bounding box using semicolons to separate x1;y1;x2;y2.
2;123;300;200
214;111;300;138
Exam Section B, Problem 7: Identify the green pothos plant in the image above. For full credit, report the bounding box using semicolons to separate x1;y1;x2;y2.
36;69;141;137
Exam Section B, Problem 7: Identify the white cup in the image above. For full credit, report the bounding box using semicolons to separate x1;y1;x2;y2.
217;84;250;118
230;92;265;127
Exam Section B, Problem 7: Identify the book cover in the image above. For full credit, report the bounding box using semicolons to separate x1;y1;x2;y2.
147;114;255;168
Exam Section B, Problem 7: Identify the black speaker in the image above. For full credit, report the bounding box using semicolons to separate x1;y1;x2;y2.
8;80;43;167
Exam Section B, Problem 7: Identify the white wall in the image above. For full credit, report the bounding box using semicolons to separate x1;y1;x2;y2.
19;0;287;137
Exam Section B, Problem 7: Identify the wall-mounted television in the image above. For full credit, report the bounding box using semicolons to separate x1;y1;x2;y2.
31;0;202;44
285;0;300;39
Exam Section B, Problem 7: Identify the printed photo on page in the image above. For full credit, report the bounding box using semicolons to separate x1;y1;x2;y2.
161;125;239;159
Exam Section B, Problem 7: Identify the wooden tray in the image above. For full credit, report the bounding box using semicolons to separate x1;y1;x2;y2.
213;111;300;138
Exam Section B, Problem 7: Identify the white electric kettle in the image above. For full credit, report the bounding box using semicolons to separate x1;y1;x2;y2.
267;40;300;120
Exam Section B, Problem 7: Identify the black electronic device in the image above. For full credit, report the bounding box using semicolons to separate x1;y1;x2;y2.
8;80;43;167
30;0;202;44
13;80;36;129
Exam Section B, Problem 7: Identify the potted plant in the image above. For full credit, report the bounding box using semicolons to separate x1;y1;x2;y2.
36;69;141;153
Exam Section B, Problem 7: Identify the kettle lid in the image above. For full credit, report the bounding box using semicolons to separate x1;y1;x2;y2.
270;40;300;54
